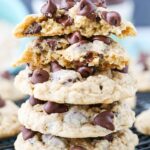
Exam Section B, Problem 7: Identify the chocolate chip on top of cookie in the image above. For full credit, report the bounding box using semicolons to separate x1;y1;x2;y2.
21;127;35;141
44;101;68;114
30;69;50;84
93;111;115;130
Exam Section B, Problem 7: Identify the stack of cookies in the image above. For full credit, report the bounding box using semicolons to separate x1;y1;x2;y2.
14;0;138;149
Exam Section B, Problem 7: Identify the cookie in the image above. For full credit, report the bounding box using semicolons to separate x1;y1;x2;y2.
131;53;150;92
14;35;129;71
0;98;20;139
15;129;138;150
18;100;135;138
0;71;25;101
13;1;136;38
135;109;150;135
123;97;136;109
15;67;136;104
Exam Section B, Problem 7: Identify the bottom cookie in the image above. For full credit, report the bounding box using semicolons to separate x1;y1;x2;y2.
15;129;138;150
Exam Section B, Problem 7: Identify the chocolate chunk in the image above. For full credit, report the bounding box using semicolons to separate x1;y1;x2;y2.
41;0;57;17
21;127;35;141
77;66;96;78
101;11;121;26
113;66;128;73
0;97;5;108
46;39;57;51
70;145;86;150
78;0;96;20
91;0;107;7
30;69;49;84
50;61;63;72
93;111;115;130
25;22;42;34
29;96;45;106
104;134;113;142
67;32;83;44
93;35;113;45
0;71;11;79
55;15;73;26
84;51;94;62
44;102;68;114
54;0;76;10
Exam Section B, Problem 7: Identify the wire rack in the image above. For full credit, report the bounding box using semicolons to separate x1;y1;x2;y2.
0;93;150;150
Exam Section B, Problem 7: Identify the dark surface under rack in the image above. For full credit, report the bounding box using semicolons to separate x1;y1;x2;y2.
0;93;150;150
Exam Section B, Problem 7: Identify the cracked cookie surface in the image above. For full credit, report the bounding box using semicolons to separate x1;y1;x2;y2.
14;1;136;38
14;36;129;71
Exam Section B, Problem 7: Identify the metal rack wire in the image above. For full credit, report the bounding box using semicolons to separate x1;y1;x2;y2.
0;93;150;150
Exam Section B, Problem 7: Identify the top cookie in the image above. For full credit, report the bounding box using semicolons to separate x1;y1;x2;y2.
13;0;136;38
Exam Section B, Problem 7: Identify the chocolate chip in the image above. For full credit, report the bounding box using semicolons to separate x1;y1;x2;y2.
101;11;121;26
44;102;68;114
55;0;76;10
91;0;107;7
0;97;5;108
104;134;113;142
93;111;115;130
29;96;45;106
21;127;35;141
93;35;113;45
25;22;42;34
67;32;83;44
30;69;49;84
78;40;88;45
55;15;73;26
70;145;86;150
50;61;63;72
84;51;94;62
113;66;128;73
41;0;57;17
77;66;96;78
0;71;11;80
46;39;57;51
78;0;96;20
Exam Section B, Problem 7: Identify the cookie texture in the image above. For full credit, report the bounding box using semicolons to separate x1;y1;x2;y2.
135;109;150;135
14;37;129;71
123;97;136;109
15;129;138;150
0;73;25;101
18;100;135;138
15;68;136;104
0;101;20;139
13;2;136;38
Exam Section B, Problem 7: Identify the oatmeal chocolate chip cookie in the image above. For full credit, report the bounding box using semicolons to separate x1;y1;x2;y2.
0;71;25;101
18;100;135;138
13;1;136;38
15;129;138;150
135;109;150;135
131;53;150;92
0;98;20;139
14;35;129;71
15;67;136;104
